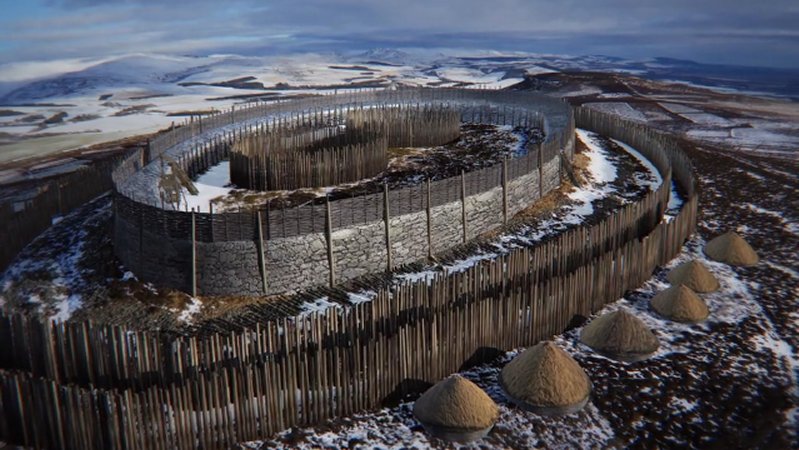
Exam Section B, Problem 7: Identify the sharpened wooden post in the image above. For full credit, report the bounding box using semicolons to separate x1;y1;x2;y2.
257;211;268;294
426;179;432;259
383;183;392;271
209;202;214;239
538;143;544;199
191;210;197;297
461;170;467;243
502;157;509;224
325;196;335;287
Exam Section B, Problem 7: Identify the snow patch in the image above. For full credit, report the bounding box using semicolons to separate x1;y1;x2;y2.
177;297;203;324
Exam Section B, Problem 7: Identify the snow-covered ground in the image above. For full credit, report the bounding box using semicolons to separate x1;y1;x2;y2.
180;160;233;212
585;102;647;122
0;194;112;321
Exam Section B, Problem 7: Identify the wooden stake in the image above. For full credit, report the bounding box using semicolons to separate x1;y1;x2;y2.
325;196;336;287
191;210;197;297
257;211;268;294
426;179;433;259
538;143;544;199
502;158;509;224
383;184;392;271
461;170;467;243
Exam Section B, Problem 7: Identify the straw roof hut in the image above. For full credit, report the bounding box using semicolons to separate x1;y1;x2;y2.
651;285;710;323
666;260;720;293
500;341;592;415
704;232;759;266
413;375;499;443
580;308;659;362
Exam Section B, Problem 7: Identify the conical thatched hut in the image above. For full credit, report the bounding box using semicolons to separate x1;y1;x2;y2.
500;341;592;415
651;285;710;323
413;375;499;443
666;260;720;293
580;308;659;362
704;232;759;266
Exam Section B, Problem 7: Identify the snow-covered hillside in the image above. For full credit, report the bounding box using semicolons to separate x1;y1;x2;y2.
1;49;797;166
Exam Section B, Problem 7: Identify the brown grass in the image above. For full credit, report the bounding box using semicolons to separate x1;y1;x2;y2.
106;280;192;311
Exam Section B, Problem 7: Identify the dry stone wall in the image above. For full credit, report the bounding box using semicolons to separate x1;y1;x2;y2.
332;222;388;282
112;88;574;296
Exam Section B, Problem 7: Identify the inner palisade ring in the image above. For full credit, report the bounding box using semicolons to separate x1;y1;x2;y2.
230;105;461;191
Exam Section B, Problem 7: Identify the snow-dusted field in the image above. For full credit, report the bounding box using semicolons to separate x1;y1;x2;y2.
585;102;647;122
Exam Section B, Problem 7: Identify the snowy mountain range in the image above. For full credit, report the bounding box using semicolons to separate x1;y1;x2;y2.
1;48;797;167
3;49;798;105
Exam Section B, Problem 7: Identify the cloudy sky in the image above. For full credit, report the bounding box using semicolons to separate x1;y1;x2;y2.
1;0;797;72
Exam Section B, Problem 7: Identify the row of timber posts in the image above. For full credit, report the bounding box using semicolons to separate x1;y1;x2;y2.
0;199;698;450
0;109;700;450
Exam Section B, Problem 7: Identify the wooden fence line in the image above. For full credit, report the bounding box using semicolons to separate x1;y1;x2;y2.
0;109;698;450
230;105;462;191
0;156;126;273
114;100;557;242
0;111;683;388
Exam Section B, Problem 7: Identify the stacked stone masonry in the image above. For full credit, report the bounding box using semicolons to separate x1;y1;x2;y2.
112;88;574;296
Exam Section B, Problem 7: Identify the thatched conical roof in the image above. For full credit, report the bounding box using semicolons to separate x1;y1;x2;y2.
666;260;720;293
413;375;499;431
651;285;710;323
580;308;659;361
500;341;591;414
704;232;759;266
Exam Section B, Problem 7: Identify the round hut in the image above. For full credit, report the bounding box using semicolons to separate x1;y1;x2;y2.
666;260;720;293
500;341;592;416
704;232;759;266
580;308;660;362
651;285;710;323
413;374;499;443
